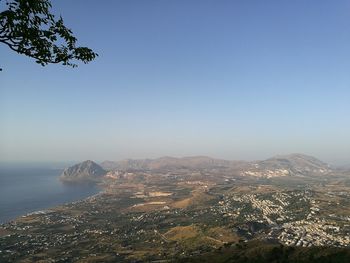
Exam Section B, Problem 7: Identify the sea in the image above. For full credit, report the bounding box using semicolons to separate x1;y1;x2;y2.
0;163;100;224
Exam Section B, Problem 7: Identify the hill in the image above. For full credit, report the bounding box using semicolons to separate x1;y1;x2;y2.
101;156;244;171
242;153;333;178
100;154;333;178
60;160;106;182
178;240;350;263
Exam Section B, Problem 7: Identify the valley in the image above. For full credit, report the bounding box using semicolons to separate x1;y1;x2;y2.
1;154;350;262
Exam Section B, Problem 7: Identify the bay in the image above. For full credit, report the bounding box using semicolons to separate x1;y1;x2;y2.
0;164;99;223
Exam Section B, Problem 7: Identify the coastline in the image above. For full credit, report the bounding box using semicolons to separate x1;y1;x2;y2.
0;190;105;226
0;175;103;225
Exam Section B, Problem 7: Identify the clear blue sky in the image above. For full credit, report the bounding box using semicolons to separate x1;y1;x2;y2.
1;0;350;165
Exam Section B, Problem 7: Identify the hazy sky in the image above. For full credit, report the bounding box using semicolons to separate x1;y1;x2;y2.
1;0;350;165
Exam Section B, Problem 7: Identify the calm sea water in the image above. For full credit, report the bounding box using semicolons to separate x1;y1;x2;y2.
0;164;99;223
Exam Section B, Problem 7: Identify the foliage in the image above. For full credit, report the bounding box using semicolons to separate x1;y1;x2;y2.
178;241;350;263
0;0;97;68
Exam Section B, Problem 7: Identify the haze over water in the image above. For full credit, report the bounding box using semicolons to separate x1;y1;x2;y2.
0;164;99;223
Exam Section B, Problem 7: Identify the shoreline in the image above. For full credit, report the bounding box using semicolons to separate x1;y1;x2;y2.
0;180;104;225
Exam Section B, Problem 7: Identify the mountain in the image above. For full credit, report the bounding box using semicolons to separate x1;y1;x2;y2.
100;156;239;171
60;160;107;182
240;153;332;178
264;153;330;169
261;153;331;175
146;156;235;170
61;154;332;181
100;154;333;178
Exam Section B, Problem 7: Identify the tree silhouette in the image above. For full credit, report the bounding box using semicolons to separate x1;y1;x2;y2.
0;0;97;70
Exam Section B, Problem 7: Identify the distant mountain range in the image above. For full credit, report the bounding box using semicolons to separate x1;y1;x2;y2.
245;154;333;178
101;156;236;170
60;154;337;182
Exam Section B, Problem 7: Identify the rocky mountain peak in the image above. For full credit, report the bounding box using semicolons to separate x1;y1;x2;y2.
60;160;106;182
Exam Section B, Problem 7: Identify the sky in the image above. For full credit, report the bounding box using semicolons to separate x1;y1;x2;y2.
1;0;350;165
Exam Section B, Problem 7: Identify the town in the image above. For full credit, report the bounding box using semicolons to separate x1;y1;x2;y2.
1;164;350;262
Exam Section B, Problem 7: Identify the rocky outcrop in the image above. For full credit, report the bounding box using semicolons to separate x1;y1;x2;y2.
60;160;106;182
